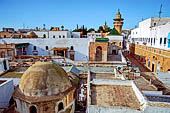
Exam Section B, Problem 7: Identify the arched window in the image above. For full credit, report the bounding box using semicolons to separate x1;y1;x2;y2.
29;106;37;113
95;46;102;61
70;46;74;50
43;34;46;38
58;102;64;111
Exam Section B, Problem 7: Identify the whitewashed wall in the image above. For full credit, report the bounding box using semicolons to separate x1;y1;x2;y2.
33;31;81;39
0;79;14;108
0;38;90;61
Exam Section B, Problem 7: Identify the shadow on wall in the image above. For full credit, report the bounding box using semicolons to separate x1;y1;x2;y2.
75;51;88;61
27;44;49;56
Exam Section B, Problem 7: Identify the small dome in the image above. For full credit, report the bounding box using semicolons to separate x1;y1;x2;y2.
19;62;72;97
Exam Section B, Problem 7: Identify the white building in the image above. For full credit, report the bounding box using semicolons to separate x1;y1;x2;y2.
0;38;90;61
0;78;14;108
34;30;80;39
131;17;170;50
87;33;102;39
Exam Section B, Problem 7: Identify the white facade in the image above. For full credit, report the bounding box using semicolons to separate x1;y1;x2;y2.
34;31;80;39
0;78;14;108
0;38;90;61
87;33;102;38
131;17;170;50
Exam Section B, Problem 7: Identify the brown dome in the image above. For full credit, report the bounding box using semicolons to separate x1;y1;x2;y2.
19;62;72;97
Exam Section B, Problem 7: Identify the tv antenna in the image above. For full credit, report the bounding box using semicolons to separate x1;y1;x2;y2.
158;4;162;18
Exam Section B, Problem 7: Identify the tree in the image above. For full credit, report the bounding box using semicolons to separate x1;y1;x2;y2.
97;26;104;32
105;27;111;32
88;28;95;32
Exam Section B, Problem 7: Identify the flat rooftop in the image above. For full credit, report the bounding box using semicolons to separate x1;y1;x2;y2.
134;76;157;91
91;72;115;80
154;72;170;88
0;72;23;78
91;84;140;109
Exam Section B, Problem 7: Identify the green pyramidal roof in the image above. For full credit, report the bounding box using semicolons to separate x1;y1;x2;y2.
108;28;120;35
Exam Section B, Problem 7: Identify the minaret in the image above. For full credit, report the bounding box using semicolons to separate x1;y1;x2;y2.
103;21;108;30
113;9;124;34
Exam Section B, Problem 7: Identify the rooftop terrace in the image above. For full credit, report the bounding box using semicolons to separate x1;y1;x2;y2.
91;84;140;109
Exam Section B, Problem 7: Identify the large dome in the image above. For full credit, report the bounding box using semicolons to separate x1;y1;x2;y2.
19;62;72;97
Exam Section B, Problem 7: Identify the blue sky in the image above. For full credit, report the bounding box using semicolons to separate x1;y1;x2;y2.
0;0;170;31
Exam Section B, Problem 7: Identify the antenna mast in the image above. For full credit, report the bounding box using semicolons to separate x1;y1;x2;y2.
159;4;162;18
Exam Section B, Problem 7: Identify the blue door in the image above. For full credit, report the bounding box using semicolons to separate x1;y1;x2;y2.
168;33;170;48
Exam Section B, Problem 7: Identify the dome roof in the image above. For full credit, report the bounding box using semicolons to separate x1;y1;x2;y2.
19;62;72;97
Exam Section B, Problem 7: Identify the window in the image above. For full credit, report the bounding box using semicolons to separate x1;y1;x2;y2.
157;61;161;72
29;106;37;113
33;46;36;51
53;35;55;38
154;23;156;26
70;46;74;50
148;61;150;68
160;38;162;44
63;35;65;38
154;38;155;44
164;38;167;44
59;35;61;38
58;102;64;111
43;34;46;38
151;38;153;44
46;46;48;50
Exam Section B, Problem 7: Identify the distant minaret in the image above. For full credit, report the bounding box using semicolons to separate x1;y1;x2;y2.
113;9;124;34
103;21;108;30
43;24;46;30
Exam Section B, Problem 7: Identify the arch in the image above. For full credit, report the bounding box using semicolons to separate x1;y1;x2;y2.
29;106;37;113
58;102;64;111
119;42;121;46
43;34;46;38
1;51;5;58
95;46;102;61
9;97;15;107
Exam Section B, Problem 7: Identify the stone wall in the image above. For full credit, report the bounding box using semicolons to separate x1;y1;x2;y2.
89;42;108;62
130;43;170;72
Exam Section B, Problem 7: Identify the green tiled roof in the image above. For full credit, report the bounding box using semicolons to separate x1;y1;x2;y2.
108;28;120;35
95;38;109;42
